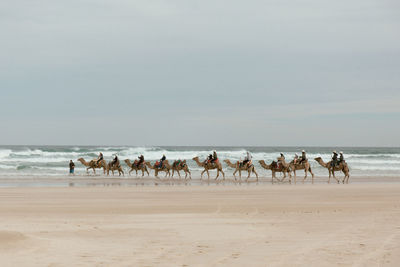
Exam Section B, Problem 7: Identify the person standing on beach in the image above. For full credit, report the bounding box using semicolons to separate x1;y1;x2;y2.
69;160;75;176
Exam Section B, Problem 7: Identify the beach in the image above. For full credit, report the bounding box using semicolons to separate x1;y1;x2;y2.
1;182;400;266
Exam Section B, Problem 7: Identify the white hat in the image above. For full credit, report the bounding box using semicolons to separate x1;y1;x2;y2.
333;151;337;154
302;150;305;152
340;151;343;154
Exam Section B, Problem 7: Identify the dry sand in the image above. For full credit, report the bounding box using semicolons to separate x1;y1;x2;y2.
0;183;399;266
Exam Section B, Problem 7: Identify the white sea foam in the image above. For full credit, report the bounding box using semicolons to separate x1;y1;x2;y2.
0;146;399;178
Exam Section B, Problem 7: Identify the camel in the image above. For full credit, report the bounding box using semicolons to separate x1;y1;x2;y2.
124;159;150;177
145;160;171;178
77;158;107;175
285;158;315;184
192;157;225;180
171;160;191;179
107;160;124;176
258;160;291;183
224;159;258;181
314;157;350;184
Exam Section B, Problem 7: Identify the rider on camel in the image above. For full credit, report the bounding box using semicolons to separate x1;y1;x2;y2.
97;152;104;166
111;155;119;167
294;153;299;164
212;150;218;163
137;155;144;167
298;150;307;165
339;152;345;163
159;154;166;168
242;151;252;167
331;151;338;168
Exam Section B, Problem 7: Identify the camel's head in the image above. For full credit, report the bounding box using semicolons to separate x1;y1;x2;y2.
314;157;322;161
192;157;199;161
124;159;130;164
77;158;84;162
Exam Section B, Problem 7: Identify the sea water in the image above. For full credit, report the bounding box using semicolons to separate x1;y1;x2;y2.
0;146;399;178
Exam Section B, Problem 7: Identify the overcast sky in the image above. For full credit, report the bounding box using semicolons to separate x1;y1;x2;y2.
0;0;399;146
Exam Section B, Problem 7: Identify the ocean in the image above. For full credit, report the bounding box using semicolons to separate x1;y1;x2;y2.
0;146;399;179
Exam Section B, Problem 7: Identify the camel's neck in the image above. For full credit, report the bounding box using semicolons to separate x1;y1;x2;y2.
316;159;328;168
227;160;236;168
259;160;270;169
194;159;203;167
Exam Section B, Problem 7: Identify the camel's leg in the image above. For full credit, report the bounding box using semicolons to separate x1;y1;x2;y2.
201;169;206;180
177;170;181;179
215;169;220;180
302;169;307;183
332;170;339;183
221;169;225;179
233;170;237;181
310;167;314;184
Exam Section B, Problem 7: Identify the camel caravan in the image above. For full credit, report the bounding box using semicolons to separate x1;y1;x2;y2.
76;150;350;184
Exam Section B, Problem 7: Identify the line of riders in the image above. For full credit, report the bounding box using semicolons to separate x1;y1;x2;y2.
95;152;186;169
271;150;345;170
93;150;346;171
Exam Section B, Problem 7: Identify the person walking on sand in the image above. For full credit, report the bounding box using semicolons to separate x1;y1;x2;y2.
69;160;75;176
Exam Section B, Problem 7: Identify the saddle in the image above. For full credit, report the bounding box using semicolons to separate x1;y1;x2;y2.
133;160;143;168
175;160;186;168
92;160;101;168
205;159;218;166
239;161;252;168
155;161;163;169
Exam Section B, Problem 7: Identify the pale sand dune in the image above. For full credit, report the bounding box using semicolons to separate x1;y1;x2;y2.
0;184;399;266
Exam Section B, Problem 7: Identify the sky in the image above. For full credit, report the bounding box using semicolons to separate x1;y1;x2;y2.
0;0;399;146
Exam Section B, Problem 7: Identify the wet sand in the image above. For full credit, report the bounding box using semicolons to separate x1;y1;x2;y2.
0;183;400;266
